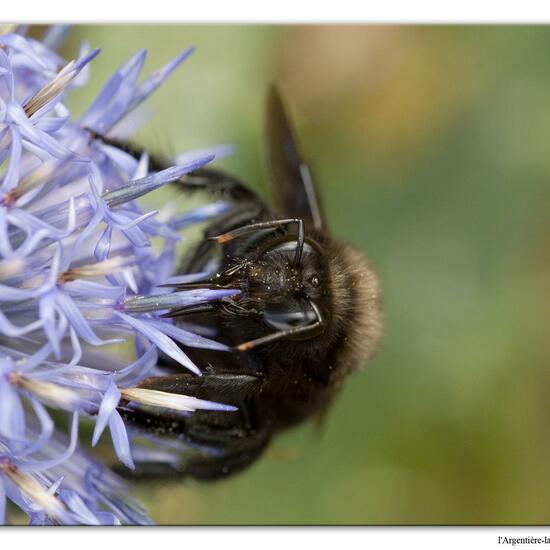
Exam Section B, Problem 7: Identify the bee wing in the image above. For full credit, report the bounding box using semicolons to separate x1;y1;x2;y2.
266;86;325;230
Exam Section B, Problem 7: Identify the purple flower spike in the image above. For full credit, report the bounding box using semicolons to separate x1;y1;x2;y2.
122;287;240;313
0;28;239;525
102;154;214;207
128;47;195;116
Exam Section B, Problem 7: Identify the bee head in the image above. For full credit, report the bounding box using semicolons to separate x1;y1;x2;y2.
252;237;327;330
220;233;382;367
214;235;330;350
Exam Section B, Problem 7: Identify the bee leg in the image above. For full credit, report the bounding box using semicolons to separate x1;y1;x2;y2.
134;409;271;481
86;130;269;212
203;204;267;238
179;202;266;273
135;372;261;397
183;427;271;480
176;169;265;207
118;372;269;480
210;218;305;265
118;401;266;480
117;462;187;480
120;372;262;441
116;421;271;482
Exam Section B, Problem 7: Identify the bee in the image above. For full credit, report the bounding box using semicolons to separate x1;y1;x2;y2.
96;87;383;480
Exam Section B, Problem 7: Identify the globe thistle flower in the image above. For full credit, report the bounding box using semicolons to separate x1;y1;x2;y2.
0;26;237;525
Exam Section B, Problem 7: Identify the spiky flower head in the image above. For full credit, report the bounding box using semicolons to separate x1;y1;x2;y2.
0;25;236;524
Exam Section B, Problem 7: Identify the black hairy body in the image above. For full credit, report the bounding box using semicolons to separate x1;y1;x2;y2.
98;88;383;480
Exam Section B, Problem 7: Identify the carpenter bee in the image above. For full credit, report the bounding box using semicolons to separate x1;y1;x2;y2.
96;87;383;480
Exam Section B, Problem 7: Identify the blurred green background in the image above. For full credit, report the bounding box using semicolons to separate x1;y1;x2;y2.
61;25;550;524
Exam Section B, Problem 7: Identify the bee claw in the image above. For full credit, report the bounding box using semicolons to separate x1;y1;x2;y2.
208;233;232;244
232;342;254;352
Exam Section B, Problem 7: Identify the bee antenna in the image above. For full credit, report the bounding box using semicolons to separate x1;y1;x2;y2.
232;300;323;352
209;218;305;256
293;218;305;267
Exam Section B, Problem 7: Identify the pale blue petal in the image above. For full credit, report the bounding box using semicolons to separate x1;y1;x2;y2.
113;345;157;384
1;126;22;192
34;115;70;133
98;143;139;175
73;48;101;73
114;312;200;375
129;48;194;110
175;143;235;165
20;397;53;455
80;49;147;131
21;412;79;471
94;224;112;261
0;34;49;70
64;280;123;301
109;410;134;470
54;291;116;346
58;489;100;525
92;381;120;447
0;310;42;337
146;319;229;352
